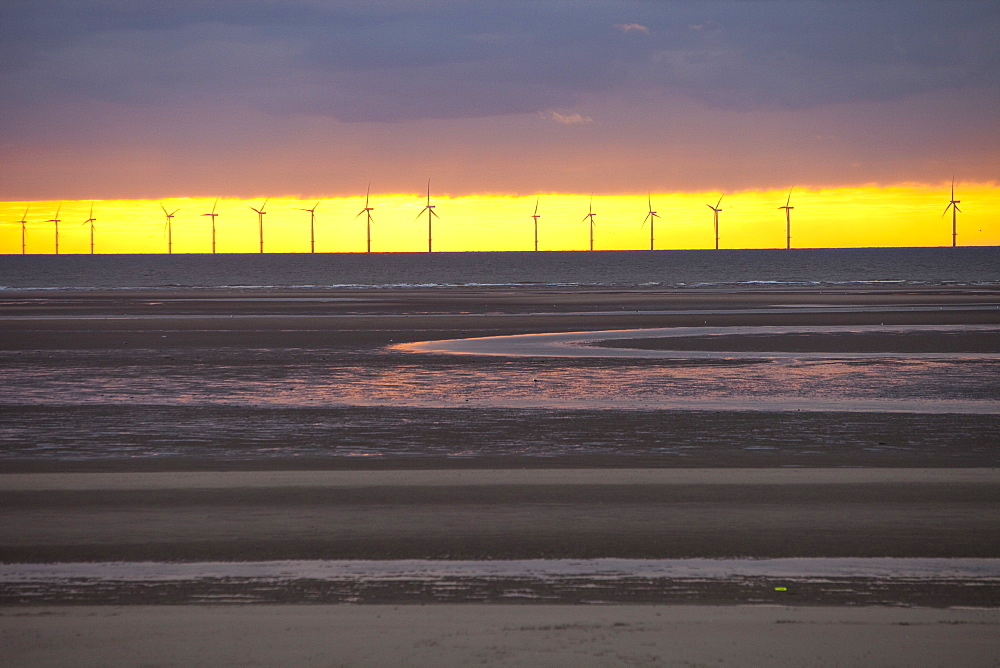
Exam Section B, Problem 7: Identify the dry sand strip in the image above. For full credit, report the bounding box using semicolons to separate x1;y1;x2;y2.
2;605;998;667
3;469;999;562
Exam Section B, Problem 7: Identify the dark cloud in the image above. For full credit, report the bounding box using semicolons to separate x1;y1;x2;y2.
2;1;997;124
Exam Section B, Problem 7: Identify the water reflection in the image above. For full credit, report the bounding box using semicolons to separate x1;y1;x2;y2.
0;344;997;414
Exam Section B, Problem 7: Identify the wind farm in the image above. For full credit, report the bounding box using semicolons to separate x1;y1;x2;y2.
1;183;995;255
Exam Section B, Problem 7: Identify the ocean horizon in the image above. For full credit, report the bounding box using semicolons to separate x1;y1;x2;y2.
2;246;998;291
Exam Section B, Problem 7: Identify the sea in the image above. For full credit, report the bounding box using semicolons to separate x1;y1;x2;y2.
1;246;998;468
1;246;998;290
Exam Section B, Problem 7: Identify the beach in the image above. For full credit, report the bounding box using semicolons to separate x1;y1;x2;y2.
2;285;998;664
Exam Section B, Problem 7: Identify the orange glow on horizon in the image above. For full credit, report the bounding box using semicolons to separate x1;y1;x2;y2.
1;183;997;255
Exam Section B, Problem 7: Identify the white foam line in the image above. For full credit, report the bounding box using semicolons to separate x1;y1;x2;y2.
394;324;1000;360
3;559;999;582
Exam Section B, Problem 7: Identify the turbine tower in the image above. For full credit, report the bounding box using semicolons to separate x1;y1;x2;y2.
415;180;439;252
355;184;375;253
706;195;724;250
779;189;794;250
531;198;541;251
82;202;97;255
943;177;962;247
201;197;220;254
249;197;269;254
159;203;178;254
297;199;322;253
582;196;597;251
17;205;29;255
47;204;62;255
642;193;659;251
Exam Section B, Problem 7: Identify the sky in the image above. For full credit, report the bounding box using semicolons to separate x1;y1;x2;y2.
1;0;998;252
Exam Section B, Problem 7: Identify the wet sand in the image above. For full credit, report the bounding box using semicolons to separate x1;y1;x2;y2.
2;286;998;351
2;287;998;662
4;468;999;564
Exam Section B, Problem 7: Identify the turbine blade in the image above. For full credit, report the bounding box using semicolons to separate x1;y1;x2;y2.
160;203;168;215
430;208;440;219
716;195;724;208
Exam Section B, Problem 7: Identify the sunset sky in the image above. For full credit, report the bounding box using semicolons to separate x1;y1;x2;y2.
2;1;997;252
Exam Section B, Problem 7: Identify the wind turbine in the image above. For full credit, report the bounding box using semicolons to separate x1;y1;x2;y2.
415;180;439;252
943;177;962;247
531;198;541;251
82;201;96;255
779;189;794;250
297;199;322;253
642;193;659;251
47;203;62;255
707;195;723;250
202;197;220;254
582;196;597;251
17;205;29;254
249;197;269;254
159;203;178;254
355;184;375;253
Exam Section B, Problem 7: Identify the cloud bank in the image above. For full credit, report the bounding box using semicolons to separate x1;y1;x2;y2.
3;0;997;123
1;1;997;198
